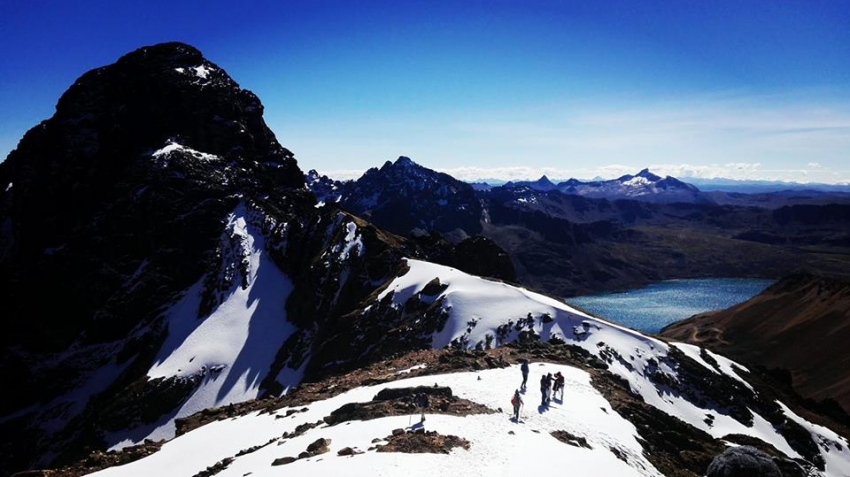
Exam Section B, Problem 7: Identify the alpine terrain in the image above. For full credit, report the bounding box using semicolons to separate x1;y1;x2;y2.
1;42;848;477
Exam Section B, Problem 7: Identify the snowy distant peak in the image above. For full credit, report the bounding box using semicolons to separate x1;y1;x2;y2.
547;169;707;204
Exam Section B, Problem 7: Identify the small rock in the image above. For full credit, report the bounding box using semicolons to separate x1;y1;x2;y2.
706;446;781;477
271;456;296;466
337;447;355;456
298;451;311;459
392;428;405;436
307;437;331;454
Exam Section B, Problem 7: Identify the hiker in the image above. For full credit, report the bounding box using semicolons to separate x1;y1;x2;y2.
553;371;565;400
511;389;523;421
414;392;429;422
520;360;529;391
540;373;551;406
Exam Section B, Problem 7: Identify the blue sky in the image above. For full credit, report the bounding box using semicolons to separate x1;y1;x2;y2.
1;0;848;183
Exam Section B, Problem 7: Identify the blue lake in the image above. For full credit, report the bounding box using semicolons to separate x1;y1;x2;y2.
564;278;776;333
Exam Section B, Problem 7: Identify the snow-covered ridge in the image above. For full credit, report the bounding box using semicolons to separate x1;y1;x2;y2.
85;359;850;477
372;259;850;472
87;364;664;477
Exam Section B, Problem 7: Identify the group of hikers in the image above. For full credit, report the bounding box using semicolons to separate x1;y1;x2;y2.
512;360;565;421
412;361;566;425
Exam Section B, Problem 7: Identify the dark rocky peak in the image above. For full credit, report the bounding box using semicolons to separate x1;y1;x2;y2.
1;41;305;254
395;155;415;167
505;175;559;192
339;157;483;236
305;169;346;204
635;168;662;182
9;41;302;189
370;155;431;183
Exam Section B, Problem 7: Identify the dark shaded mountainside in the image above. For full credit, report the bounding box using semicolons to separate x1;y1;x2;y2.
660;273;850;416
314;158;850;297
0;42;509;476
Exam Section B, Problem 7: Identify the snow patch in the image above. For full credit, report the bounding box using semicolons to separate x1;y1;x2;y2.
151;140;218;161
129;203;300;446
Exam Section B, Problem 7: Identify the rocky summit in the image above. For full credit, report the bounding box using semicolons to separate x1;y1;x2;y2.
337;156;484;238
0;42;423;475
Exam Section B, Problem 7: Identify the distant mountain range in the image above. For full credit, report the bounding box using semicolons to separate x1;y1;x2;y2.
499;168;709;205
325;165;850;210
309;157;850;297
470;175;850;195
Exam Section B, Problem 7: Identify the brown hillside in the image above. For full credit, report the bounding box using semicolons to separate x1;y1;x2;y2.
660;273;850;412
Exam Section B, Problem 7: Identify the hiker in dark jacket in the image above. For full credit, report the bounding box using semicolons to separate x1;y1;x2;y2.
540;374;551;406
553;371;565;401
520;360;529;391
414;392;429;422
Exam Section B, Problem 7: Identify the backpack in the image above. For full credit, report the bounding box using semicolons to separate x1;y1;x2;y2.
416;393;429;408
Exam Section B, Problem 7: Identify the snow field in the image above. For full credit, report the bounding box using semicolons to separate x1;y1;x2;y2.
90;363;662;477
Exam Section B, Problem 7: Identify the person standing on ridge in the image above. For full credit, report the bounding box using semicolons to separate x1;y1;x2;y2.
553;371;565;401
511;389;523;422
540;374;549;406
414;392;429;422
520;359;529;391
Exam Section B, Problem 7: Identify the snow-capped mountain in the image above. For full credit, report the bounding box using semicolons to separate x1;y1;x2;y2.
498;169;710;205
555;169;711;204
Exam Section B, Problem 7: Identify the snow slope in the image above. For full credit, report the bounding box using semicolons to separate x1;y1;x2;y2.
89;363;663;477
87;360;850;477
107;204;301;448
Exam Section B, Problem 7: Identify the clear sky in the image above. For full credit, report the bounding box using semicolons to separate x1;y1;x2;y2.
1;0;848;183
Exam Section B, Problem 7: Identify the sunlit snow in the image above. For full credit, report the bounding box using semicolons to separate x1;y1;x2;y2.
88;364;664;477
109;204;300;448
151;140;218;161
